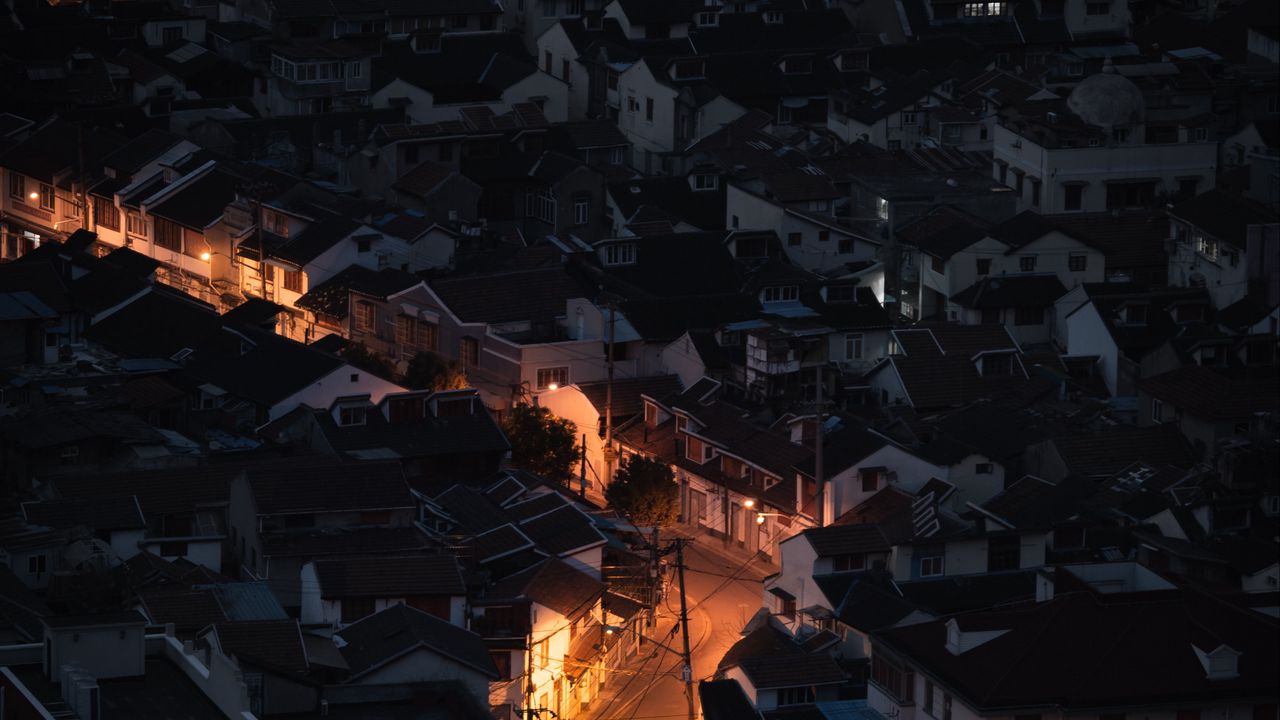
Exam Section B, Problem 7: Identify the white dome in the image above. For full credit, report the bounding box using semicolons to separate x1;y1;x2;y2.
1067;62;1144;131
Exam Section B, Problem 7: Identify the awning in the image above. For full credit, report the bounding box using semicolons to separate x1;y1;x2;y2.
767;586;795;601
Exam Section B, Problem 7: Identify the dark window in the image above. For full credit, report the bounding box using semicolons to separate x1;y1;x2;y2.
341;597;376;623
987;535;1020;571
975;462;993;474
832;553;866;572
1106;182;1155;209
838;238;853;253
543;51;552;74
645;97;654;122
861;469;879;492
976;258;991;275
1064;184;1084;211
1019;255;1037;271
870;654;913;702
38;183;54;211
781;596;796;620
818;230;830;242
405;145;419;165
776;686;816;706
1014;306;1045;326
1068;254;1087;271
8;174;23;199
930;255;945;273
1031;180;1041;208
491;651;512;679
154;218;182;251
460;337;479;368
787;232;802;246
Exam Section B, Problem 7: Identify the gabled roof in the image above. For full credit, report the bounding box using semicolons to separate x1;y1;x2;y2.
892;324;1020;359
897;205;991;260
801;522;892;557
268;205;364;268
295;265;422;319
950;274;1068;309
794;424;898;480
337;604;498;681
1047;426;1196;480
1169;189;1278;247
1140;365;1280;420
483;557;605;617
211;620;309;676
873;590;1280;711
574;375;683;419
245;458;413;515
976;475;1099;530
429;266;593;324
312;554;465;598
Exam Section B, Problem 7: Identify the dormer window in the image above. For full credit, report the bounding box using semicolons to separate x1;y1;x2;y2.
762;285;799;303
692;173;718;191
695;11;719;27
604;242;636;266
338;404;367;426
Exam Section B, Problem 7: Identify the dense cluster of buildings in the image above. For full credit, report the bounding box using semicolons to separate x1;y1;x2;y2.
0;0;1277;718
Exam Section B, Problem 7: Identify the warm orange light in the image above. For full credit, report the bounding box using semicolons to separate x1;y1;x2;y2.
200;251;211;261
28;191;38;200
743;499;755;509
756;514;766;525
547;383;559;391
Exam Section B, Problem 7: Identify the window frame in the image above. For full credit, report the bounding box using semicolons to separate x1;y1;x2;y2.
535;366;569;390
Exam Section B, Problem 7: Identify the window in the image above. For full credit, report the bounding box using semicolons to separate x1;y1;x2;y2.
833;553;866;572
543;51;552;74
693;173;718;191
845;333;864;360
838;238;853;253
870;654;913;702
1106;181;1155;209
776;687;816;706
338;405;367;426
355;301;376;332
924;681;935;713
1196;234;1218;260
975;462;993;474
1031;180;1041;208
27;554;47;576
604;243;635;265
562;58;571;83
919;552;944;577
696;11;719;26
762;286;799;303
1019;255;1037;271
764;10;783;23
460;337;479;368
976;258;991;275
529;188;556;224
644;97;654;123
943;694;953;720
1151;398;1164;423
781;596;796;620
93;196;119;231
1086;1;1109;13
987;535;1020;571
126;213;147;237
154;217;182;251
341;597;375;623
1014;306;1044;326
283;269;303;293
1069;254;1087;271
38;183;54;211
536;366;568;390
861;468;879;493
8;174;23;199
818;230;830;242
573;198;589;226
491;652;512;680
930;255;945;273
787;232;802;247
609;147;624;165
1125;304;1148;324
162;25;184;44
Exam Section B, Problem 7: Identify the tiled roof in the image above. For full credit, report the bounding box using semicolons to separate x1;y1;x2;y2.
1169;189;1278;248
1049;426;1195;480
247;458;414;515
392;160;457;198
518;504;608;556
308;401;510;464
873;590;1280;710
484;558;605;617
138;589;226;633
295;265;421;319
464;523;535;564
738;650;847;689
802;523;892;557
429;266;592;324
978;475;1098;529
795;424;895;480
1140;365;1280;420
22;497;144;531
835;575;916;632
894;570;1038;616
212;620;309;675
261;526;434;558
950;274;1068;309
312;554;466;598
897;206;991;260
575;375;683;419
337;604;498;680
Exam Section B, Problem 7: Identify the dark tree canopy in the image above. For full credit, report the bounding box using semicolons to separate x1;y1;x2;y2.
502;403;578;485
403;351;469;392
605;454;678;529
340;343;397;382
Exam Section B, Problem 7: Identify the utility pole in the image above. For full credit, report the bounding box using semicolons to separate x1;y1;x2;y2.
674;539;696;720
579;432;587;499
647;525;659;630
814;363;825;527
603;295;617;487
77;123;90;233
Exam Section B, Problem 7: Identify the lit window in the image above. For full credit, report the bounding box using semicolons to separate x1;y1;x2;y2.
38;183;54;211
536;367;568;390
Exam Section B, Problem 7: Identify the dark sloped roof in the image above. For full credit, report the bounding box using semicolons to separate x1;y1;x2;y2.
338;604;498;680
483;558;605;617
836;575;916;632
308;401;509;461
517;504;607;556
738;651;846;689
894;570;1038;615
1170;189;1278;247
802;523;891;557
1050;426;1195;479
262;525;434;558
978;475;1099;529
951;274;1068;309
213;620;308;675
699;679;761;720
148;168;240;230
874;590;1280;710
22;497;144;531
0;408;164;449
313;554;465;598
898;206;991;260
246;458;413;515
575;375;683;419
429;266;592;324
1140;365;1280;420
139;589;228;633
795;424;895;480
269;207;362;267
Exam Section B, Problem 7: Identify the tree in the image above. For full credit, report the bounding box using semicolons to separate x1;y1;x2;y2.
605;454;679;530
402;351;469;391
340;342;397;382
502;403;578;485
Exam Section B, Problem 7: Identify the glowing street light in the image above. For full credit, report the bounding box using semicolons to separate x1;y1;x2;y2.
547;382;559;391
27;191;37;200
199;251;212;262
743;499;755;509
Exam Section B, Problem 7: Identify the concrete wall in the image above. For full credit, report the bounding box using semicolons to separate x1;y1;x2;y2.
356;648;491;706
45;625;146;681
270;364;407;420
1062;301;1119;395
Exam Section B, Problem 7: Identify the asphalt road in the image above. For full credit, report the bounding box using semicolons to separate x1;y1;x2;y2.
584;532;771;720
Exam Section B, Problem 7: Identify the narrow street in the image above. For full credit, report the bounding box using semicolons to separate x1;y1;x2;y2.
585;530;771;720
